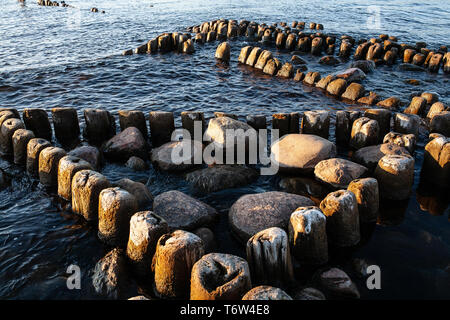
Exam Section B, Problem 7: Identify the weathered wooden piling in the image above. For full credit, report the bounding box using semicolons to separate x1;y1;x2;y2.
38;146;66;187
0;118;25;156
152;230;204;298
347;178;379;223
393;113;420;137
26;138;51;176
51;107;80;146
57;156;93;201
246;227;294;286
421;136;449;187
22;108;52;141
71;170;110;222
320;190;360;247
181;111;205;140
301;110;330;139
118;110;148;139
374;154;415;200
83;109;115;146
363;109;391;142
98;187;139;247
335;110;360;145
349;117;379;149
12;129;35;165
149;111;175;147
190;253;252;300
288;207;328;265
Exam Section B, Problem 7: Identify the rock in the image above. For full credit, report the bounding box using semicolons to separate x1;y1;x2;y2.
153;190;217;231
128;296;150;300
238;46;252;64
12;129;34;165
26;138;51;176
347;178;379;223
341;83;365;101
430;111;450;136
301;110;330;138
151;140;202;171
350;60;375;73
358;91;380;105
190;253;252;300
427;102;447;120
118;110;148;140
375;154;415;200
255;50;273;70
116;178;153;211
314;158;368;189
193;227;216;253
293;287;326;300
0;118;25;156
349;117;379;149
204;116;256;157
102;127;147;162
421;136;449;187
38;147;66;187
242;286;292;300
383;132;416;154
316;268;360;299
52;107;80;146
92;248;129;299
289;207;328;265
398;63;425;72
124;156;146;171
326;78;347;96
271;134;336;174
404;96;427;116
276;62;294;78
320;190;360;247
319;55;340;65
148;111;175;148
215;42;230;61
246;227;294;286
393;113;420;137
71;170;110;222
229;191;314;243
152;230;205;298
22;108;52;141
377;97;401;109
303;71;321;85
98;187;139;247
279;176;329;199
83;109;115;146
57;156;93;201
412;53;426;66
186;165;258;193
352;143;410;172
291;55;306;65
335;68;366;82
68;145;102;170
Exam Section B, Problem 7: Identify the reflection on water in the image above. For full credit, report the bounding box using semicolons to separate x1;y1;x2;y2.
0;0;449;299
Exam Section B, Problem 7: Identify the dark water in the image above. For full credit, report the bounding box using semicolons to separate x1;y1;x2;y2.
0;0;449;299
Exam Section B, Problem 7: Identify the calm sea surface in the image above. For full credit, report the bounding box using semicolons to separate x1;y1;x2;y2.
0;0;449;299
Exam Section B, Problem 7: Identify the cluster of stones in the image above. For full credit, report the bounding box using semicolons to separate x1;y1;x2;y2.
126;30;196;56
37;0;71;7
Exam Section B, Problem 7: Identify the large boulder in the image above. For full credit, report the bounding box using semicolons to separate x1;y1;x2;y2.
271;134;336;174
151;140;203;171
102;127;147;161
229;191;314;243
186;165;258;192
352;143;410;172
153;190;218;230
314;158;368;189
204;116;256;156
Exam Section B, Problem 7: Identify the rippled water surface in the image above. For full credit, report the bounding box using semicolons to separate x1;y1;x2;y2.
0;0;449;299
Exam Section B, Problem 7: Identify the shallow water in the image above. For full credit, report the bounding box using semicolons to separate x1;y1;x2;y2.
0;0;449;299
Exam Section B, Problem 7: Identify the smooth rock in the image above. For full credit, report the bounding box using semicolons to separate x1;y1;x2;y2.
102;127;147;161
314;158;368;189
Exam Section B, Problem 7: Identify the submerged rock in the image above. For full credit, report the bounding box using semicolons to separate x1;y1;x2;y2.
116;178;153;211
242;286;292;300
271;134;336;174
102;127;147;161
186;165;258;192
151;140;203;171
153;190;218;230
229;191;314;243
314;158;368;189
315;267;360;299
